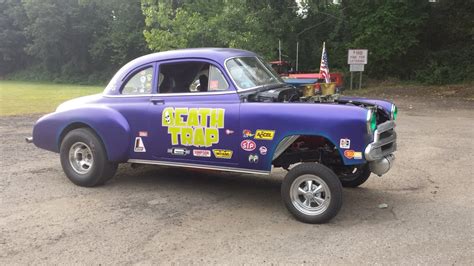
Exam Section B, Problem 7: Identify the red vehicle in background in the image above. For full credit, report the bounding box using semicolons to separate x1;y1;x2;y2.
270;60;344;93
270;61;292;77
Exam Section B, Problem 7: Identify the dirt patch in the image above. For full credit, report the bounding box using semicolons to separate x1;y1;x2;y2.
0;95;473;264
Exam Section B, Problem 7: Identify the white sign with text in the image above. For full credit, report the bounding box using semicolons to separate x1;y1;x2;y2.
348;49;368;65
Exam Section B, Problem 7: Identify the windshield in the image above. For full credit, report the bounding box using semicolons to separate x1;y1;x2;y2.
226;57;284;90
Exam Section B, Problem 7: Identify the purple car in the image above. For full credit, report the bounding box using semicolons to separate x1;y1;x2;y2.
28;48;397;223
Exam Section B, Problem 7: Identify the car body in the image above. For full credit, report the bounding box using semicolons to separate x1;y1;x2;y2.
30;48;397;223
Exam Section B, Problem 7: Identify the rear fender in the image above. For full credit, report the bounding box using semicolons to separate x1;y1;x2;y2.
33;106;130;162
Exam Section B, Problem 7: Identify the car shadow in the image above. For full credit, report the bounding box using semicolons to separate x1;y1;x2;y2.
109;164;406;225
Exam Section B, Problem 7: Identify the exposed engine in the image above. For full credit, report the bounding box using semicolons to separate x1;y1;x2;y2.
246;86;300;102
241;85;391;124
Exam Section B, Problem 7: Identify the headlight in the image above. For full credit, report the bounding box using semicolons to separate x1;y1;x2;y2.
391;104;398;120
366;109;377;133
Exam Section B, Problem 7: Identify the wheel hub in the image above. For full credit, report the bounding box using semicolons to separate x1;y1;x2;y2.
290;174;331;216
69;142;94;174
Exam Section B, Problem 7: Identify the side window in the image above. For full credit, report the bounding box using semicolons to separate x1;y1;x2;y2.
208;65;228;91
121;67;154;95
158;61;228;94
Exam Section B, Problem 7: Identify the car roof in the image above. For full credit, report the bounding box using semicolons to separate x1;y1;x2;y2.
132;48;257;66
104;48;258;95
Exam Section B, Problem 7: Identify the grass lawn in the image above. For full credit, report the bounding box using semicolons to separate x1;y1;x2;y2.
0;81;103;116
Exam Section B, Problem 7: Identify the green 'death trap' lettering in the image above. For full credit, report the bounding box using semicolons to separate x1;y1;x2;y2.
162;107;225;147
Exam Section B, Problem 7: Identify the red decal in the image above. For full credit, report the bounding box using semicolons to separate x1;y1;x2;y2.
241;140;256;151
209;80;219;90
344;150;355;159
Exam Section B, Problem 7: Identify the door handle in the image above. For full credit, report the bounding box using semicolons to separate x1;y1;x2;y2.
150;97;165;104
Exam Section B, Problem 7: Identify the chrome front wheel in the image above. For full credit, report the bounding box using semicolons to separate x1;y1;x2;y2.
281;163;342;224
290;175;331;216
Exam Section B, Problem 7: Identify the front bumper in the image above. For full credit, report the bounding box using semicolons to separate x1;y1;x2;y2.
365;120;397;176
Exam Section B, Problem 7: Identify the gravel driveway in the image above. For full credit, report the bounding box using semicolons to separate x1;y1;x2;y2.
1;97;473;264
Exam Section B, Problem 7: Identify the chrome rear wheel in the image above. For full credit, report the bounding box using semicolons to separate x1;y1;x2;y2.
69;142;94;174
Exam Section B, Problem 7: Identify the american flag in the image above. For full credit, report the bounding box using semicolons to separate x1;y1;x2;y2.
319;42;330;83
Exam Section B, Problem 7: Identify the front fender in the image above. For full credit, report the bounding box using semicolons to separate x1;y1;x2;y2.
33;106;131;162
240;103;371;171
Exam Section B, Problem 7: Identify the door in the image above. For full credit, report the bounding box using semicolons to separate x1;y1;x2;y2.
147;59;241;167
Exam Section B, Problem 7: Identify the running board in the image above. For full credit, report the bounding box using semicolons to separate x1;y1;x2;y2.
127;159;270;176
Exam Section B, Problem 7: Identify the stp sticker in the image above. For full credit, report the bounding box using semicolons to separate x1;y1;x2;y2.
139;131;148;137
259;146;267;155
193;149;211;157
254;130;275;140
167;148;190;156
339;138;350;149
242;129;254;138
344;150;355;159
134;137;146;152
241;140;256;151
248;154;259;163
212;149;233;159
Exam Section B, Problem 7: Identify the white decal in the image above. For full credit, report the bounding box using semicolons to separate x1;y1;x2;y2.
248;154;259;163
340;138;351;149
134;137;146;152
167;148;190;156
259;146;267;155
193;149;211;157
353;152;362;159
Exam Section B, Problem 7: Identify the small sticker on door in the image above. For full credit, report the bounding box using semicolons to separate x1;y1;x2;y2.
134;137;146;152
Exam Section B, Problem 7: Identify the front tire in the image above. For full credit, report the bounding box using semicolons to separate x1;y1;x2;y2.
60;128;118;187
281;163;343;224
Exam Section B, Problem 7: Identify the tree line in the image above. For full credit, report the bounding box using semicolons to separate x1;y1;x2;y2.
0;0;472;84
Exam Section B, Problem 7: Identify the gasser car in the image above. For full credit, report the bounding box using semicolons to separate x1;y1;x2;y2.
28;48;397;223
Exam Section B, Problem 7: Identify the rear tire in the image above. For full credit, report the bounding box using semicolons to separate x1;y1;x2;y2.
281;163;343;224
60;128;117;187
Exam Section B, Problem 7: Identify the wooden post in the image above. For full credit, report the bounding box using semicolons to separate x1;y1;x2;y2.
350;71;353;90
359;71;362;89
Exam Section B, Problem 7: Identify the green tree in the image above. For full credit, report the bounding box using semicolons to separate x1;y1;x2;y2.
0;0;29;75
343;0;430;78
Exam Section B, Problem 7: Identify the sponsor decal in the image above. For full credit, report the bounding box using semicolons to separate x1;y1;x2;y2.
139;131;148;137
254;130;275;140
225;129;234;135
134;137;146;152
241;140;256;151
344;150;355;159
193;149;211;157
213;149;233;159
242;129;254;138
162;107;225;147
344;150;362;159
339;138;350;149
167;148;190;156
353;152;362;159
259;146;267;155
248;154;259;163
